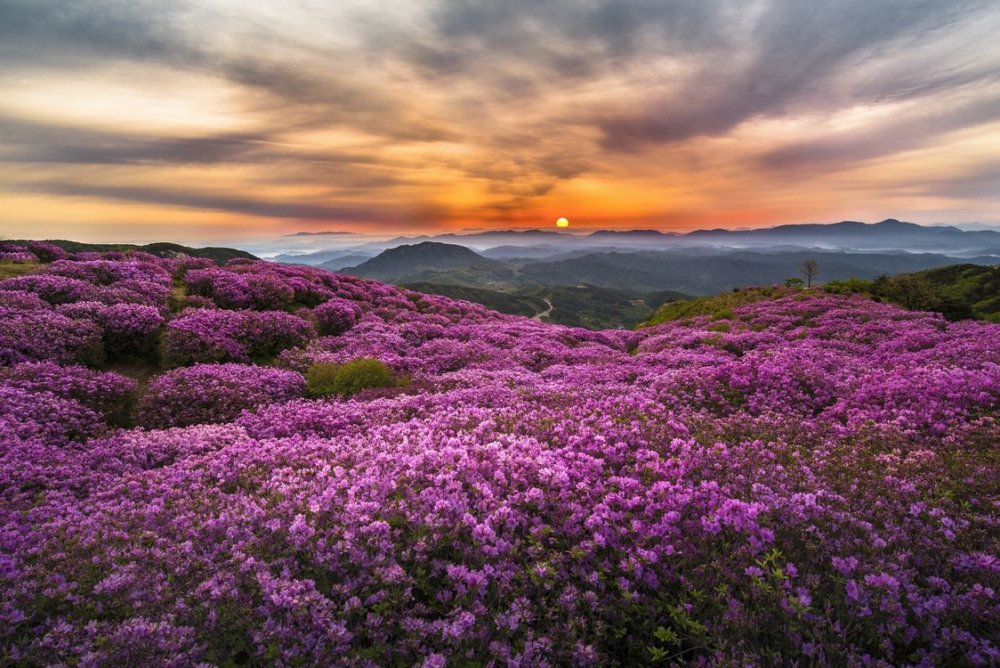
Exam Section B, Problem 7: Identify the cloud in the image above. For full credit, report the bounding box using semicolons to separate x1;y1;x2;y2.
0;120;269;165
757;93;1000;172
914;161;1000;200
11;181;408;223
2;0;1000;234
0;0;194;69
594;0;998;150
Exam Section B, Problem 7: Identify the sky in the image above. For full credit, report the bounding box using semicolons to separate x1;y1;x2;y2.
2;0;1000;243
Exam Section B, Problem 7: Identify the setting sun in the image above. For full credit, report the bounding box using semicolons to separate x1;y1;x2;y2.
555;217;570;228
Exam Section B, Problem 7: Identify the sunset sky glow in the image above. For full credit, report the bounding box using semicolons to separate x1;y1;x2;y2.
2;0;1000;243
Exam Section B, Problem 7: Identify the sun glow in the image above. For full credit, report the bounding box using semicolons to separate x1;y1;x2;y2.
555;217;570;228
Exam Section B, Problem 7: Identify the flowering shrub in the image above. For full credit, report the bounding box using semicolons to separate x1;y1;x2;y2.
0;274;93;304
0;251;36;263
43;259;171;286
160;308;250;366
0;307;104;366
27;242;67;263
0;290;49;310
313;297;362;335
58;302;165;359
0;251;998;666
0;386;104;445
90;279;172;310
137;363;304;428
161;308;313;367
185;269;296;310
0;362;137;425
184;268;254;309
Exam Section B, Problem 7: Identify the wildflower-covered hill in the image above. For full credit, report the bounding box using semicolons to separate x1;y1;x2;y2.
1;242;998;666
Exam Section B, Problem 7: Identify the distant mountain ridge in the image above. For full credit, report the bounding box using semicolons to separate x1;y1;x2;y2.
271;219;1000;264
5;239;256;264
340;241;998;297
681;218;1000;248
343;242;509;283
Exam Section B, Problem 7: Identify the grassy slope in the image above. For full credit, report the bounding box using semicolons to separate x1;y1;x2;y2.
642;286;793;327
0;262;40;279
825;263;1000;322
401;282;545;317
404;281;690;329
918;264;1000;321
520;285;655;329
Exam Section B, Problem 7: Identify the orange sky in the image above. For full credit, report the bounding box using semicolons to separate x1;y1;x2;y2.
2;0;1000;243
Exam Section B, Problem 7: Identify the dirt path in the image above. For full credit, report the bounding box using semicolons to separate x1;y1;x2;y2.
532;298;553;321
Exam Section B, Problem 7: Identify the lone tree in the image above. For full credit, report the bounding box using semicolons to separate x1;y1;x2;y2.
801;259;819;288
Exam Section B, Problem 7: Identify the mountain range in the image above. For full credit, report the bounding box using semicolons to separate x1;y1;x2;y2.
272;219;1000;266
340;241;997;295
265;219;1000;328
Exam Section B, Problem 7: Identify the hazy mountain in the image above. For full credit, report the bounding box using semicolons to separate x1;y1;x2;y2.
516;249;998;295
682;219;1000;252
263;220;1000;261
271;249;377;265
480;244;570;260
345;243;997;297
587;230;678;240
374;230;570;251
317;254;375;271
342;242;511;283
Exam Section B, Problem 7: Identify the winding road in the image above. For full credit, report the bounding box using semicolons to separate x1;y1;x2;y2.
532;298;553;321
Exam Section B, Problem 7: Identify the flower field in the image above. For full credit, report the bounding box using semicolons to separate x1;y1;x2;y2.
0;243;997;666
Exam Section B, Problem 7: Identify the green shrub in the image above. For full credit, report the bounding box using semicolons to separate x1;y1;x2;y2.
305;358;394;398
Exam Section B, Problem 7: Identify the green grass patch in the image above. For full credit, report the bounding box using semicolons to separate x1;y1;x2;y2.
305;358;396;398
0;261;40;279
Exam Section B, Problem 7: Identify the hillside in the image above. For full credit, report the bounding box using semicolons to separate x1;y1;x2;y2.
517;249;997;294
271;220;1000;261
317;253;376;271
272;248;377;266
920;264;1000;320
826;263;1000;322
402;282;688;329
4;239;256;263
337;242;997;297
342;242;511;283
400;282;546;318
642;286;794;326
1;245;997;665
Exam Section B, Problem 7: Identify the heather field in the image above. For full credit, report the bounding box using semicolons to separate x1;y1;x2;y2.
0;243;998;666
